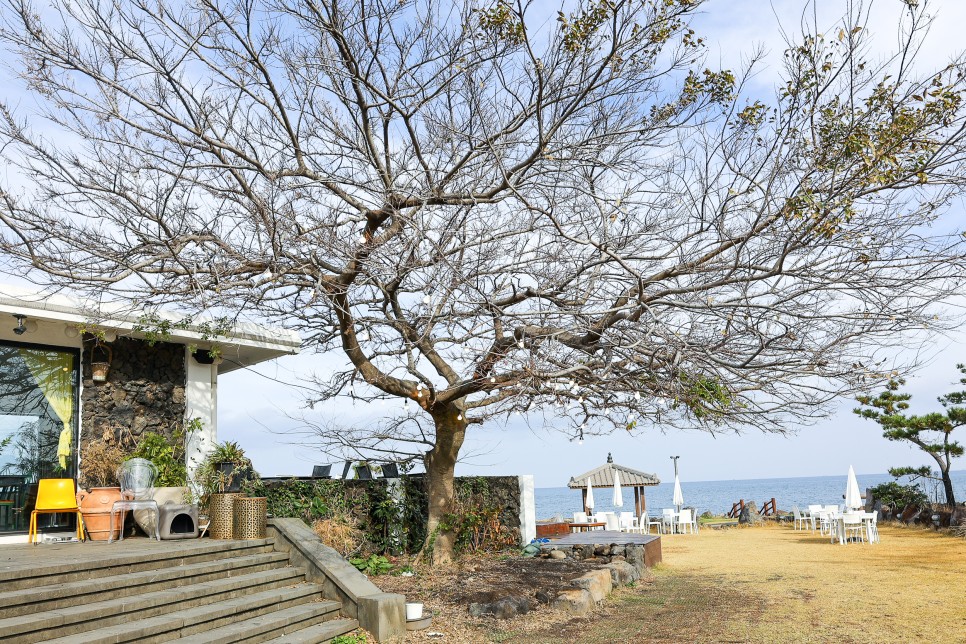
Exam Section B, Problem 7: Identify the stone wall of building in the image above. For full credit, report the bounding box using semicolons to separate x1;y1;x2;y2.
81;336;186;446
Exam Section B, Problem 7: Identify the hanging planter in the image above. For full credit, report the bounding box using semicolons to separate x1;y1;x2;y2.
90;343;112;383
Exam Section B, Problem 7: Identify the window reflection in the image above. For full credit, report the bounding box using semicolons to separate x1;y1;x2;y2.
0;342;79;533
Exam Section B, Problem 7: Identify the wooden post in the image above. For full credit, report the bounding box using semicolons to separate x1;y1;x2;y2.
634;487;641;518
582;488;588;515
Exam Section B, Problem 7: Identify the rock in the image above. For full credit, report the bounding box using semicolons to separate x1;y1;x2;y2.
951;505;966;527
548;549;566;559
467;595;531;619
534;589;553;604
900;505;921;524
602;561;640;586
552;589;594;616
570;569;612;603
593;544;611;556
739;501;762;525
625;545;645;572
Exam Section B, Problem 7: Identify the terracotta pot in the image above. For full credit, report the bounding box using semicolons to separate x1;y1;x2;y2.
77;487;124;541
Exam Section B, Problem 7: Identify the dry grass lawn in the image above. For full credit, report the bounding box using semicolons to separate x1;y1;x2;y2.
384;522;966;643
529;522;966;643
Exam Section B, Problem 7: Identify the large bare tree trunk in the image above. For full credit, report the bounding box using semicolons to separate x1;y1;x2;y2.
422;406;466;565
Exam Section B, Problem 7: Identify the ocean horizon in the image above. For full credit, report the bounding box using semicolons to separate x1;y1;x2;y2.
534;469;966;520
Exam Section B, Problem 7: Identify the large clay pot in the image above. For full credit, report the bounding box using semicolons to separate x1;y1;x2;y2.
76;487;123;541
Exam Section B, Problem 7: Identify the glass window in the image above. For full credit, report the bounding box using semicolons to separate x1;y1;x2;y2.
0;341;79;533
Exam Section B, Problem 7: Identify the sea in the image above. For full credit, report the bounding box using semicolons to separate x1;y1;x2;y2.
534;470;966;520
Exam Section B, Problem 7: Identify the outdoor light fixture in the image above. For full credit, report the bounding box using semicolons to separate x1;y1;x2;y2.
13;314;26;335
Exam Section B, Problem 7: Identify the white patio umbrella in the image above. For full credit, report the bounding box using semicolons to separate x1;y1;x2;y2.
845;465;863;510
612;469;624;507
585;477;595;513
672;474;684;512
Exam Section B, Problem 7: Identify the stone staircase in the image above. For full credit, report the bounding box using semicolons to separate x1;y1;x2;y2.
0;537;359;643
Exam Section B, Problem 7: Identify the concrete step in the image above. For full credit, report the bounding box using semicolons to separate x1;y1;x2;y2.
0;567;309;643
0;550;291;618
262;618;360;644
171;604;352;643
0;538;277;591
38;585;333;644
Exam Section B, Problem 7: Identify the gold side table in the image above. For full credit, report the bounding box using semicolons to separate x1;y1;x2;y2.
233;496;267;539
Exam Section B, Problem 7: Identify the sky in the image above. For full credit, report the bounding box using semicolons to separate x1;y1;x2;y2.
215;0;966;488
2;0;966;488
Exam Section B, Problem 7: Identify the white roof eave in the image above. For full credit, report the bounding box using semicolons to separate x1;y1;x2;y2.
0;285;301;366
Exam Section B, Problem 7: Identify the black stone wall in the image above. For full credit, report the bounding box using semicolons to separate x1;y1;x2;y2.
469;475;523;531
81;336;186;445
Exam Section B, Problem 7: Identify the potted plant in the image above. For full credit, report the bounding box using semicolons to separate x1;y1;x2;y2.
77;428;127;540
196;441;258;539
198;441;255;495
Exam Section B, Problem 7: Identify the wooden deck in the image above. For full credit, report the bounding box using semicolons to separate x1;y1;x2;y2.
0;536;257;579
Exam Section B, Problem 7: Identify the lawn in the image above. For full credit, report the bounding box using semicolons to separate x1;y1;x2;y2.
525;523;966;643
389;522;966;643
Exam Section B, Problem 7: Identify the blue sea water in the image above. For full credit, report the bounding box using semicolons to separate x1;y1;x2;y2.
534;470;966;520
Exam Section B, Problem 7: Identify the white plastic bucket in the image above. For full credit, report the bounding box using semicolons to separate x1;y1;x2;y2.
405;602;423;620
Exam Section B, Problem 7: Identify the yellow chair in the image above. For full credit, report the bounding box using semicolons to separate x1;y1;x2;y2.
28;479;85;544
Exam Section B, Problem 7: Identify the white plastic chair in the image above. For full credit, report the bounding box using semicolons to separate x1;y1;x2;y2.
842;513;864;544
677;508;695;534
807;505;823;531
862;512;879;543
573;511;588;524
645;514;663;534
792;506;808;530
602;512;620;531
662;508;676;534
618;511;638;532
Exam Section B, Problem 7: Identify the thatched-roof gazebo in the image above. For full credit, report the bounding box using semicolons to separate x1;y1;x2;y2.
567;453;660;517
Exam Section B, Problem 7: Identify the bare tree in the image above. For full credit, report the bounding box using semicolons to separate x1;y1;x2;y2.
1;0;966;562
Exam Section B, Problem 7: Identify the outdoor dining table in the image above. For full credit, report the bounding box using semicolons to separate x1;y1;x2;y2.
568;521;606;533
833;512;879;544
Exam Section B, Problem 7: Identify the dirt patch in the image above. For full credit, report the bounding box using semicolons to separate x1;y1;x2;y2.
376;553;617;642
451;556;602;605
378;553;605;606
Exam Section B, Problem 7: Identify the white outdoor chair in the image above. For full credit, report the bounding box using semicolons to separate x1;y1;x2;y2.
807;505;822;531
842;513;865;544
603;513;621;531
645;514;663;534
573;511;588;524
662;508;676;534
862;512;880;543
618;511;638;532
677;508;696;534
792;506;808;530
824;510;842;542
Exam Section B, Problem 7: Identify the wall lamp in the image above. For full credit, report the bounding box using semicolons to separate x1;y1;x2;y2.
12;314;39;336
